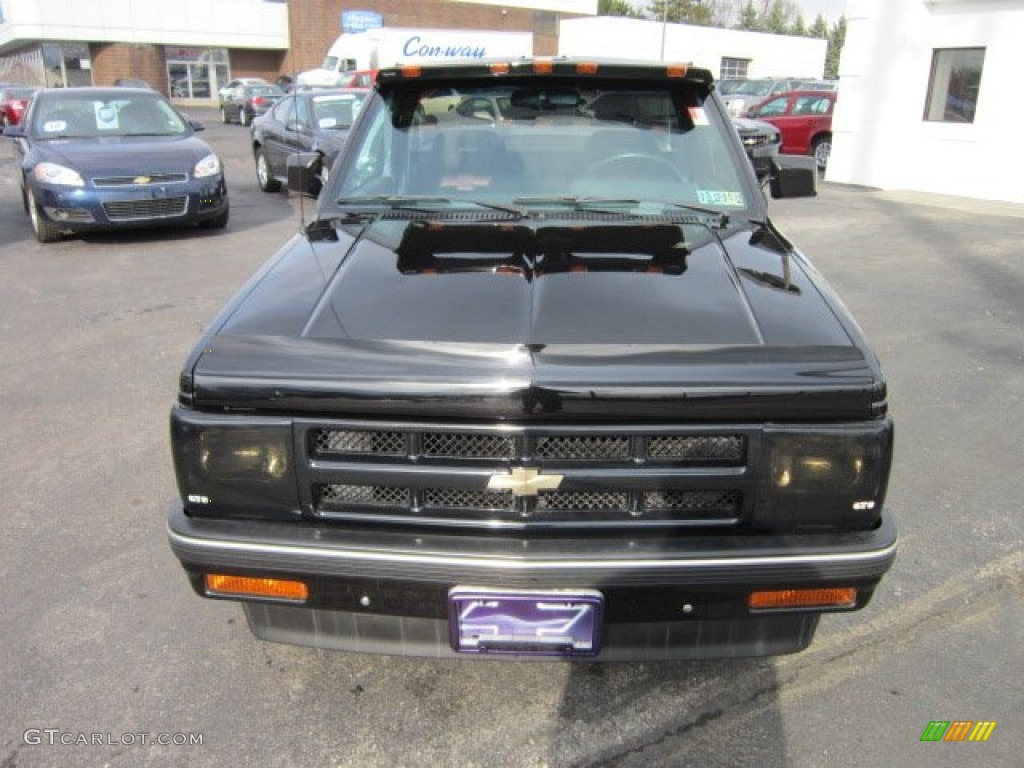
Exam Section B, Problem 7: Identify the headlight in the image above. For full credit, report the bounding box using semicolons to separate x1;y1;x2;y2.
194;153;222;179
754;419;893;532
34;162;84;187
171;407;298;520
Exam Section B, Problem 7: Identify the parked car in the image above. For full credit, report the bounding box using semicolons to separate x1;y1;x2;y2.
252;87;369;194
0;86;37;126
220;83;285;126
732;116;781;179
794;79;838;91
721;78;800;117
113;78;154;89
716;78;746;96
167;59;896;663
745;89;836;170
2;86;228;243
217;77;267;105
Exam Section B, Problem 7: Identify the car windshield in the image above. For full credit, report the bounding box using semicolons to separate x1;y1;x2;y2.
733;80;773;96
32;94;187;138
312;92;366;129
331;79;752;215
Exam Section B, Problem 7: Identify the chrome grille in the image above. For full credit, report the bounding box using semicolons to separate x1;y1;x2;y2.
102;197;188;221
93;173;188;187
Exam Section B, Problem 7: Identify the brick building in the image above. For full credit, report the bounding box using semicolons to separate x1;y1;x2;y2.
0;0;591;104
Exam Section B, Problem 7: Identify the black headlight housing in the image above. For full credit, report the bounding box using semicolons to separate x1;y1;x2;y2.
753;419;893;532
171;406;300;521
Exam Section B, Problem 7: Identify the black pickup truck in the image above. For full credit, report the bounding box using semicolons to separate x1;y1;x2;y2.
168;59;895;661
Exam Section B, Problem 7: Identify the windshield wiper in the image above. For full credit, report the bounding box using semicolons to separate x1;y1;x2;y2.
334;195;526;218
513;196;730;228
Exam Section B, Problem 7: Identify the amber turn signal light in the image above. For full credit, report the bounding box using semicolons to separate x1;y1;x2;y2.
205;574;309;602
748;587;857;611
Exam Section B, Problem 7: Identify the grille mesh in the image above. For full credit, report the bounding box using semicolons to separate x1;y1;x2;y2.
643;490;742;514
320;484;407;507
647;435;744;463
422;433;515;459
422;488;515;510
102;197;187;221
537;491;630;512
536;435;631;460
316;430;405;455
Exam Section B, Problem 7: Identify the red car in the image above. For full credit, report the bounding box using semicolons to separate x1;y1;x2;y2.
0;86;38;127
744;90;835;170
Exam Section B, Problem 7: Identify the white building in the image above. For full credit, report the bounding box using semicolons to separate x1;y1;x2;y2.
558;16;827;79
828;0;1024;204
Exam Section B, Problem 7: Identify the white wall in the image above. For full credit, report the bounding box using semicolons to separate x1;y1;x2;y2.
828;0;1024;204
0;0;289;50
559;17;827;78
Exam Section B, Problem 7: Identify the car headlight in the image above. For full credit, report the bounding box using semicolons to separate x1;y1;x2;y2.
33;162;84;187
171;407;298;521
754;419;893;532
194;153;222;179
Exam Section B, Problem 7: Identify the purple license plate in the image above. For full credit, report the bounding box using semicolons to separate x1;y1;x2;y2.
448;587;603;656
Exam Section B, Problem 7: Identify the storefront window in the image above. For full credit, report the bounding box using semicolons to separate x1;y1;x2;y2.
165;47;229;100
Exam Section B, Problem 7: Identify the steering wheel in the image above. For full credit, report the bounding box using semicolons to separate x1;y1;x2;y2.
580;152;686;183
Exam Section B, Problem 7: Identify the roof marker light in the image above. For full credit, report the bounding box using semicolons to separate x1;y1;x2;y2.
533;59;554;75
666;64;689;78
576;62;599;75
400;65;422;78
490;62;511;75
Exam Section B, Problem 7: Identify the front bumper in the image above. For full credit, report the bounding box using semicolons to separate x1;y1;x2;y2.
33;177;227;232
168;508;897;660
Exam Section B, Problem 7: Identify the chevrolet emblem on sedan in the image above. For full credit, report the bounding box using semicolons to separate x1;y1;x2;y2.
487;467;564;496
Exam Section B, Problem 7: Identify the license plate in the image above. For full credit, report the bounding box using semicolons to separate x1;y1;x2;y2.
448;587;602;656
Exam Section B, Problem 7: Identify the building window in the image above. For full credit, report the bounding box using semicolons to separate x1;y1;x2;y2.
923;48;985;123
166;47;229;100
720;58;750;80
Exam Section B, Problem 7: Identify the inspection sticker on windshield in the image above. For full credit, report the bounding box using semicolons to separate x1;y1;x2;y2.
688;106;710;126
697;189;745;207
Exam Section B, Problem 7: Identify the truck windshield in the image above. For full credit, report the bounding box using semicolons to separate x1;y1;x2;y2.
330;79;753;215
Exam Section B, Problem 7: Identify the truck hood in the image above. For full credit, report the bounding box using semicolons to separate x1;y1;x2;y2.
190;217;885;420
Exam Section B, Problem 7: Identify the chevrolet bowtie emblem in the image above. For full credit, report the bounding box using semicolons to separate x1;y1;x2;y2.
487;467;563;496
133;176;151;185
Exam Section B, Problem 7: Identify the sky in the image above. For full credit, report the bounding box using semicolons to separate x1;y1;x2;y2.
790;0;847;24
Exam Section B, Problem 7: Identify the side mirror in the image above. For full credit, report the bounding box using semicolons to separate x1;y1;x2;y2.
769;155;817;199
287;151;322;196
188;120;205;132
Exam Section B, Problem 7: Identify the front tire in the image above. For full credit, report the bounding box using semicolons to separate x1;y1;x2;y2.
240;109;251;127
255;148;281;192
27;188;63;243
220;106;230;124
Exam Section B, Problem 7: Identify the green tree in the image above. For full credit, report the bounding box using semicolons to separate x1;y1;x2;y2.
736;0;761;30
825;15;846;79
762;0;792;33
599;0;643;17
790;15;808;36
647;0;716;26
808;13;829;39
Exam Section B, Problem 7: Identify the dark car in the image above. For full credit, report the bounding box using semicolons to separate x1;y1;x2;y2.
113;78;153;89
745;89;836;170
0;86;37;127
168;61;894;662
3;87;228;243
732;116;780;179
251;87;368;193
220;83;284;127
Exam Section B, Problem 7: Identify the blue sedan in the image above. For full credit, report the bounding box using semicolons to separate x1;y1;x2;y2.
3;87;229;243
